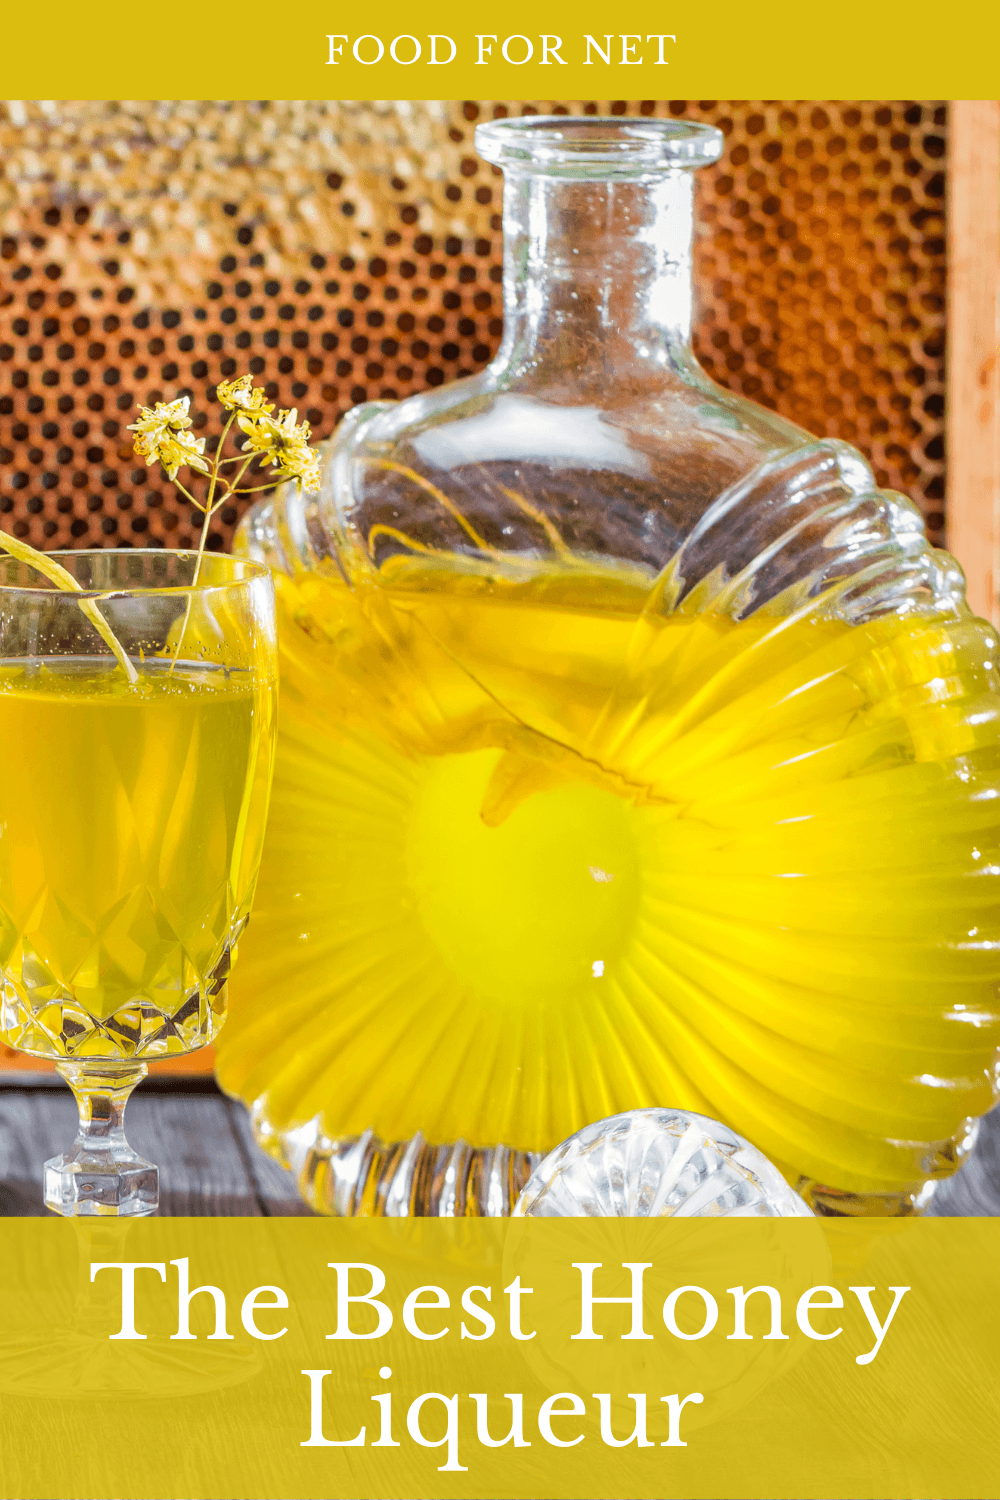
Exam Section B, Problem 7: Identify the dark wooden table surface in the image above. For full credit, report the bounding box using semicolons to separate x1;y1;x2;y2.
0;1071;312;1216
2;1069;999;1216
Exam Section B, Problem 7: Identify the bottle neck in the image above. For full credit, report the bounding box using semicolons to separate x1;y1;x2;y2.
494;170;696;396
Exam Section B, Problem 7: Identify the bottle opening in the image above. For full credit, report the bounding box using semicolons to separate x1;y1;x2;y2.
474;116;724;178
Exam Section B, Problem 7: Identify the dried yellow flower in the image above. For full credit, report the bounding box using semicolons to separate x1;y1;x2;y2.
238;408;321;491
120;373;320;672
216;375;274;414
154;430;210;481
128;396;195;441
291;451;323;492
128;396;210;479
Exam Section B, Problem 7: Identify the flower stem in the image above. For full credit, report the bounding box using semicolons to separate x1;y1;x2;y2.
227;480;283;495
168;415;246;672
0;531;138;685
192;502;214;588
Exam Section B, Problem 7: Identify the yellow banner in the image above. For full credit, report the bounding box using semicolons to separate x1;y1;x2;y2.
3;1217;1000;1498
4;0;999;99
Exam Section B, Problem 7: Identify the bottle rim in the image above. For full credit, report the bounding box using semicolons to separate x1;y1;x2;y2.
474;116;724;177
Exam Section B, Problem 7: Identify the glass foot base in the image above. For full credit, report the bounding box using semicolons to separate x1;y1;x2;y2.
0;1330;258;1400
43;1148;157;1217
45;1059;158;1217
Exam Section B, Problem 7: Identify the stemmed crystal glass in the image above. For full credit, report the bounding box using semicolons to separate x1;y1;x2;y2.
0;548;277;1215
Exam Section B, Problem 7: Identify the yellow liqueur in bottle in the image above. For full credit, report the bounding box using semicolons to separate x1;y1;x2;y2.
218;555;1000;1200
0;659;273;1059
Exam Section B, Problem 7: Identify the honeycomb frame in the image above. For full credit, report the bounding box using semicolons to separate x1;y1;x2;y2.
0;99;947;552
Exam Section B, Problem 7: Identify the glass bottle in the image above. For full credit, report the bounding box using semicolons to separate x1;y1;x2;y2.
220;118;1000;1217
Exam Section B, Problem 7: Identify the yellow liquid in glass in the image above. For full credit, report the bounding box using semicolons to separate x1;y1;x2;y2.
219;560;1000;1195
0;659;273;1060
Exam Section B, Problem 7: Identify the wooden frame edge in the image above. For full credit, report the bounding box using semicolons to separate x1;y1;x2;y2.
946;99;1000;624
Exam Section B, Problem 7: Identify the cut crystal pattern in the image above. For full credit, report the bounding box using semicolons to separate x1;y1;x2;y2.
1;929;238;1060
512;1108;814;1218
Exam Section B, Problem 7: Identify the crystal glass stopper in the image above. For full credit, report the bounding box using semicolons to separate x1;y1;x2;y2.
512;1108;814;1218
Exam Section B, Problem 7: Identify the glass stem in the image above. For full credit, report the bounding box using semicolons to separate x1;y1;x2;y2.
61;1057;146;1144
44;1060;158;1217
